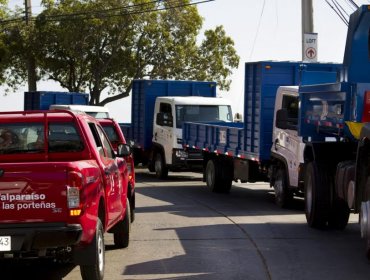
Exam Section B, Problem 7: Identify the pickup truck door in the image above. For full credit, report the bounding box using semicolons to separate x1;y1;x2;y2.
89;123;124;226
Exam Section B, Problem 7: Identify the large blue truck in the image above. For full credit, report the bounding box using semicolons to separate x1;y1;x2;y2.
183;61;341;193
183;4;370;259
120;79;233;178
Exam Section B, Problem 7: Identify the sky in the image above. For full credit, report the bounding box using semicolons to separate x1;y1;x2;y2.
2;0;370;122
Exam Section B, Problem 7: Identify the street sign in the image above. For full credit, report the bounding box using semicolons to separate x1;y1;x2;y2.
303;33;318;62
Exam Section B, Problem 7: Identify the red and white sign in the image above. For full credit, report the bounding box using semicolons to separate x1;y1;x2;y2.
303;33;318;62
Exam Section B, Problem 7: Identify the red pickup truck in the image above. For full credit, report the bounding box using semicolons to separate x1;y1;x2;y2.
98;118;135;222
0;110;132;280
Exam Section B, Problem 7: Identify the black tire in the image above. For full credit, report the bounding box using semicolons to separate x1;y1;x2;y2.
154;152;168;179
114;199;131;248
80;219;105;280
130;191;135;223
304;162;331;229
220;161;233;193
328;197;350;230
205;159;231;193
205;159;220;192
273;168;293;208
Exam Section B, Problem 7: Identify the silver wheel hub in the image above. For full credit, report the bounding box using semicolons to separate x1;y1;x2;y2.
361;201;370;239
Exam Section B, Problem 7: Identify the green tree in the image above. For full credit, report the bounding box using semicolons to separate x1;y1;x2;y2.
16;0;240;105
0;0;28;91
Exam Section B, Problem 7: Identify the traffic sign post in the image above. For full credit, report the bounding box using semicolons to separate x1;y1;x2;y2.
303;33;318;62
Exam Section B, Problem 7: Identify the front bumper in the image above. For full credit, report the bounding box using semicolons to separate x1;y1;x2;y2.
171;149;203;169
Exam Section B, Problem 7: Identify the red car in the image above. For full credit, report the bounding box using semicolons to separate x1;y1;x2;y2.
0;110;132;280
98;118;135;222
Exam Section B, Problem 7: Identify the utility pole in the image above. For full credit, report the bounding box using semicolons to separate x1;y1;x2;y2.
25;0;37;91
301;0;317;61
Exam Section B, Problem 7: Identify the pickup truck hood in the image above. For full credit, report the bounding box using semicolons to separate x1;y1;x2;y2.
0;161;92;224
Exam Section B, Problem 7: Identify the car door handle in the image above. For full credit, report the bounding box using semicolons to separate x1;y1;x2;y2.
274;139;279;151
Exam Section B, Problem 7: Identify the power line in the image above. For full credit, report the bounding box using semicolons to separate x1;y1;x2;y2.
0;0;214;25
249;0;266;60
325;0;349;25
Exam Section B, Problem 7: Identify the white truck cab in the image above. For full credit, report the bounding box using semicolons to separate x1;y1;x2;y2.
271;86;305;206
152;96;233;178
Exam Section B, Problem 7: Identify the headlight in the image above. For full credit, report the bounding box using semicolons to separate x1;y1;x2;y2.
175;150;188;158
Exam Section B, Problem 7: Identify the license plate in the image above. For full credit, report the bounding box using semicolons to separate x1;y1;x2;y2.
0;236;11;251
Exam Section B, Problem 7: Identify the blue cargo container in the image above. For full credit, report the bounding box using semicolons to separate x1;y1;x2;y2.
24;91;89;110
120;79;216;152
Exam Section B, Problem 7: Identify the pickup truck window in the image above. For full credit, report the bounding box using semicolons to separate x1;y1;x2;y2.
102;125;119;144
0;122;83;154
48;123;84;152
88;123;115;159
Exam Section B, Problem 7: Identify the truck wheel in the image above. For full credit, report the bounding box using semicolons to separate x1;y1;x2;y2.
130;191;135;223
80;218;105;280
274;168;293;208
304;162;330;229
205;159;221;192
114;199;131;248
155;152;168;179
328;197;350;230
220;161;233;193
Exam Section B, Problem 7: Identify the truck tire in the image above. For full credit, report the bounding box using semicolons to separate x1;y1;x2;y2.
155;152;168;179
220;161;233;193
304;162;330;229
274;168;293;208
328;197;350;230
113;199;131;248
205;159;223;192
80;218;105;280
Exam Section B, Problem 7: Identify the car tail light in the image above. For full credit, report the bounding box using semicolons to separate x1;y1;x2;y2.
67;171;84;216
362;91;370;122
127;160;133;181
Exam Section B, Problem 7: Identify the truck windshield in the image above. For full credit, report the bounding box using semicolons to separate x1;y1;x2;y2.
176;105;232;129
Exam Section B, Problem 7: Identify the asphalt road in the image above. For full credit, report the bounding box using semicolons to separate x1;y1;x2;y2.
2;169;370;280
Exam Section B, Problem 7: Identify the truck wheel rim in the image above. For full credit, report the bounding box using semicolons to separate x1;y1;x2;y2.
306;175;313;215
98;232;104;272
275;174;283;201
207;164;214;186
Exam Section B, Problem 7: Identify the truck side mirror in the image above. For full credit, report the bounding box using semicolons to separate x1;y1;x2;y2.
276;109;288;129
117;143;131;157
156;112;173;127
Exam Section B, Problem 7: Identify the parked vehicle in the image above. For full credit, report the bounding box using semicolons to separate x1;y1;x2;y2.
120;79;233;178
98;118;135;222
183;4;370;260
49;104;135;222
297;5;370;258
183;61;341;194
0;110;132;280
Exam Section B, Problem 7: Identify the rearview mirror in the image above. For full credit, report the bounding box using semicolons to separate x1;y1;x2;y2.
117;143;131;157
156;112;173;127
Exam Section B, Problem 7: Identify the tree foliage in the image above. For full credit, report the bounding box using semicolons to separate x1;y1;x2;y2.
4;0;239;105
